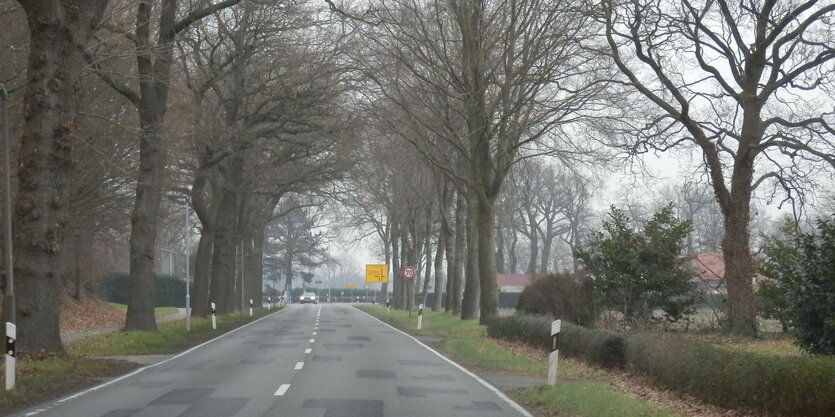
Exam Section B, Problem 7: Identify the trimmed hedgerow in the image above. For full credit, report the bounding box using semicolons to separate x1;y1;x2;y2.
487;314;835;416
626;333;835;417
485;314;625;368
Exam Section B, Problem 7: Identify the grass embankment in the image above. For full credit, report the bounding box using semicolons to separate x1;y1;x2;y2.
0;308;277;414
357;306;684;417
108;302;180;318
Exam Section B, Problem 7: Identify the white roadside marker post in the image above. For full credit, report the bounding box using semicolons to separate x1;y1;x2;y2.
5;323;15;390
211;302;217;330
548;319;561;385
267;297;272;310
249;299;253;317
417;304;424;330
386;299;391;315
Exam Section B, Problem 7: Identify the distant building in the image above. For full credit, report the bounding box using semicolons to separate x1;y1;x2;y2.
497;274;539;293
688;252;768;294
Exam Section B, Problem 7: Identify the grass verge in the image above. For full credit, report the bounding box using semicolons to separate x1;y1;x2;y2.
357;306;685;417
0;356;136;415
108;302;180;318
70;309;275;356
1;308;278;414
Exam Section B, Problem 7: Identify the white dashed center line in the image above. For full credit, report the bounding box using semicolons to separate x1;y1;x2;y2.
294;362;305;370
309;338;315;343
274;384;291;396
305;348;312;354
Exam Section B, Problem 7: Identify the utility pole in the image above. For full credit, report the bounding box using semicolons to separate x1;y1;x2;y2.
184;200;190;331
1;84;16;390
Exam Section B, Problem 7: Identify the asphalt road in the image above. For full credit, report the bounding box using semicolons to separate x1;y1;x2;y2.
13;304;534;417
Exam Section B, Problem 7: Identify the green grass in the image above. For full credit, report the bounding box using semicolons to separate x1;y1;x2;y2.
70;309;275;356
0;356;136;415
357;306;685;417
107;303;180;318
511;383;684;417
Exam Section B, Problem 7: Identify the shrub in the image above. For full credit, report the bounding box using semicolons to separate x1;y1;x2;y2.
790;217;835;355
575;204;697;322
98;272;189;307
517;272;596;325
486;314;625;368
626;333;835;416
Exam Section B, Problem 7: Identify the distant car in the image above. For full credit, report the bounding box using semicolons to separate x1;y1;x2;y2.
300;292;318;304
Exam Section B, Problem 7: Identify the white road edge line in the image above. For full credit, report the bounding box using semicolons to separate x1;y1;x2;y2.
294;362;305;370
17;308;289;417
353;306;535;417
274;384;291;396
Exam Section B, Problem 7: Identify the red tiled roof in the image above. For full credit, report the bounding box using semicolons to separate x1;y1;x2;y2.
497;274;538;287
689;252;768;284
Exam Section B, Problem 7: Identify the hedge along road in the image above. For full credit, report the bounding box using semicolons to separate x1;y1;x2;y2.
11;304;534;417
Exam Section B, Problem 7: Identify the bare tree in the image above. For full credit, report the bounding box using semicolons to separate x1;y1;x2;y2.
595;0;835;335
337;0;604;322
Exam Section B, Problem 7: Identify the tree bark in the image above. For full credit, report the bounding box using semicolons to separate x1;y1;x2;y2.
13;0;108;353
191;171;214;317
477;197;498;324
461;192;480;319
451;194;465;315
525;212;538;274
209;154;243;314
432;230;445;311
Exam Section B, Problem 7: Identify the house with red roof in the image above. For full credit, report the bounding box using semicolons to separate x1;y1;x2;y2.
497;273;539;293
688;252;768;294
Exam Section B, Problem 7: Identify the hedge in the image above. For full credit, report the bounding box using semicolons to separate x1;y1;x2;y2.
98;272;190;307
486;314;835;416
485;314;625;368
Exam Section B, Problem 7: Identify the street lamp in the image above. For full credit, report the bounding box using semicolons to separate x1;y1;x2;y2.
165;193;191;331
1;84;16;390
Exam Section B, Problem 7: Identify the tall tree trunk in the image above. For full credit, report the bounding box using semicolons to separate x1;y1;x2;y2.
461;192;480;319
525;212;538;274
380;234;390;304
391;222;401;308
540;233;554;274
477;197;498;324
245;229;263;308
421;232;432;305
13;0;108;353
191;172;214;317
723;172;757;335
209;154;243;314
451;194;465;315
432;231;445;311
125;106;166;331
496;225;505;273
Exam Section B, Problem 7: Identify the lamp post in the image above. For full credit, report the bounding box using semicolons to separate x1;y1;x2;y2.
1;84;16;390
184;200;190;331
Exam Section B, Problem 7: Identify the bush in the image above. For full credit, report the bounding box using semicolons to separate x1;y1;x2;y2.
517;272;596;325
790;217;835;355
626;333;835;416
486;314;625;368
489;313;835;416
575;204;697;322
98;272;189;307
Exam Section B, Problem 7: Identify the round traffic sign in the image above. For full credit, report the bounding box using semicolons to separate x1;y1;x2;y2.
402;266;416;280
364;283;370;290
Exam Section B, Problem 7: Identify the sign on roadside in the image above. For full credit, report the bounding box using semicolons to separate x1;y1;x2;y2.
365;264;388;283
402;266;416;280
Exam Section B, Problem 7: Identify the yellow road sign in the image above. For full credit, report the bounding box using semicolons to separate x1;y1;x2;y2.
365;264;388;283
346;285;357;289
